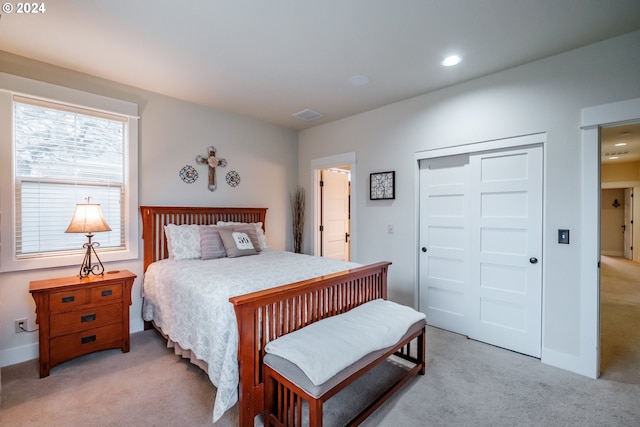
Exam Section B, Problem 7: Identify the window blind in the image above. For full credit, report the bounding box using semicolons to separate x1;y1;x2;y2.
13;97;126;257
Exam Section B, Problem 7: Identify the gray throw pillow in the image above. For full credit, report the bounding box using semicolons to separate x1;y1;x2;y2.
199;225;227;260
218;228;258;258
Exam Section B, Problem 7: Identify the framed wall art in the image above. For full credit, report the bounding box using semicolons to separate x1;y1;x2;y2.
370;171;395;200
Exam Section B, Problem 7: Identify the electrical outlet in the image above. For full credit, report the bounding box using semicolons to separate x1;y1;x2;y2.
15;318;27;333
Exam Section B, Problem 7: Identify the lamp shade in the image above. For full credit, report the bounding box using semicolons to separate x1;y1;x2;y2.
65;203;112;234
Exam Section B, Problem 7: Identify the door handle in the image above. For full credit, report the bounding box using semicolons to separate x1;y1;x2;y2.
421;247;427;253
345;233;350;243
529;257;538;264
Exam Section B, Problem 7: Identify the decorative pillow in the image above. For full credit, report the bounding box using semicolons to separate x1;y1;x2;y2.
230;223;263;252
164;224;201;260
199;225;227;260
217;221;268;249
218;228;258;258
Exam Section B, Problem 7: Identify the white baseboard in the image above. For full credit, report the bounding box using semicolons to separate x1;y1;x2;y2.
542;347;597;379
0;342;38;368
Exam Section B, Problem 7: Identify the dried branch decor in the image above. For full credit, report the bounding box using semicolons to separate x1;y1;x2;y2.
290;187;305;253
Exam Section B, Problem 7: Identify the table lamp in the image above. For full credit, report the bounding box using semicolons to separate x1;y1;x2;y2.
65;197;112;278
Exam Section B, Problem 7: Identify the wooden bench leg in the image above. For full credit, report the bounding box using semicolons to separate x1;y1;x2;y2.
418;327;426;375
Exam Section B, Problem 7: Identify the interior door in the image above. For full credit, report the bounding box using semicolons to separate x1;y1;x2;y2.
419;145;543;357
321;169;350;261
624;188;633;260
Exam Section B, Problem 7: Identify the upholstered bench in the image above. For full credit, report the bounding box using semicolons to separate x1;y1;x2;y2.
263;299;426;427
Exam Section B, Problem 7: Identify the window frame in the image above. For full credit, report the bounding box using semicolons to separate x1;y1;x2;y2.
0;72;139;272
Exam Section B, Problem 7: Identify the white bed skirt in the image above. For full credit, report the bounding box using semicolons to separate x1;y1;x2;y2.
155;323;210;374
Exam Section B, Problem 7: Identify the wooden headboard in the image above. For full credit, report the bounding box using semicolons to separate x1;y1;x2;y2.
139;206;267;271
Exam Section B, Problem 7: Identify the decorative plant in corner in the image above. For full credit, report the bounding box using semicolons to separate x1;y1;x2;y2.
291;187;305;253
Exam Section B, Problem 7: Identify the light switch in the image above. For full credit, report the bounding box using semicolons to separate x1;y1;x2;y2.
558;229;570;244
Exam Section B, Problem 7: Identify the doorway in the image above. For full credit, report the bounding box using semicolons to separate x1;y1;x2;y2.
599;122;640;381
581;96;640;378
320;167;351;261
311;151;357;260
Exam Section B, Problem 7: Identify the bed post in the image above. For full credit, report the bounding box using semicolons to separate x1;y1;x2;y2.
235;302;262;426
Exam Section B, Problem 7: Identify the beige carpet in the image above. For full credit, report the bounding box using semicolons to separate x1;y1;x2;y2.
0;330;223;427
2;258;639;426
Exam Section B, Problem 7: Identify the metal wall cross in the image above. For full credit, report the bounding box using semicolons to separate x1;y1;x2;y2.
196;146;227;191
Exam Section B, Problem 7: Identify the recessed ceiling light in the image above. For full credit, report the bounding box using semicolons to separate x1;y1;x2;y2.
349;75;370;86
442;55;462;67
614;142;627;147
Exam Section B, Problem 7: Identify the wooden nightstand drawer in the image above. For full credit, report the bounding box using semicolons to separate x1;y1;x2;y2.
49;288;89;313
50;303;123;337
49;322;123;367
90;282;123;303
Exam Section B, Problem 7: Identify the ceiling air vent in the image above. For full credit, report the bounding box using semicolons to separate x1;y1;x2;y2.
292;109;324;121
603;151;629;156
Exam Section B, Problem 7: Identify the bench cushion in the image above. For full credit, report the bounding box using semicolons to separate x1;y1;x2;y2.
264;299;426;386
264;319;425;398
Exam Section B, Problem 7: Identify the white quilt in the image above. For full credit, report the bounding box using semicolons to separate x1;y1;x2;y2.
141;249;360;423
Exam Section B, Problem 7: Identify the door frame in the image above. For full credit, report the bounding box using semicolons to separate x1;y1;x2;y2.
311;152;357;259
623;188;633;260
581;96;640;378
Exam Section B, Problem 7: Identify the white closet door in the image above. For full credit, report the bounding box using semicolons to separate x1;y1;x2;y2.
467;146;543;357
419;154;471;336
419;145;543;357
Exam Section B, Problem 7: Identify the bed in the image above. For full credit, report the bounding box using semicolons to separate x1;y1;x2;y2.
140;206;391;426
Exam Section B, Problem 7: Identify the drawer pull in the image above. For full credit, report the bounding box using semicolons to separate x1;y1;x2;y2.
81;335;97;344
61;296;75;303
101;289;113;297
81;313;96;323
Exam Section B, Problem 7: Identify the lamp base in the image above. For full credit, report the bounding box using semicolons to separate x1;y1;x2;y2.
78;233;105;279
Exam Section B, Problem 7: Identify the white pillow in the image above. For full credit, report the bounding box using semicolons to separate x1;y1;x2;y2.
217;221;268;249
164;224;201;260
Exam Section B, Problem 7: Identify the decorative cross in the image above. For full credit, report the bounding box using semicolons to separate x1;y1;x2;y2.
196;146;227;191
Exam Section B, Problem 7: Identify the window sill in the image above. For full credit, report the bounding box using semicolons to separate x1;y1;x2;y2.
0;246;138;273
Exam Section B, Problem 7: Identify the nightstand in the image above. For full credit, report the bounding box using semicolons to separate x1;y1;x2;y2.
29;270;136;378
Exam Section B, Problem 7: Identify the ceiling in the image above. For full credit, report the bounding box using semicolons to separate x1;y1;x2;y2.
601;123;640;165
1;1;640;131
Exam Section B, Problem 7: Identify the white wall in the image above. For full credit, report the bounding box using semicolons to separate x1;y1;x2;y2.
0;52;298;367
298;30;640;376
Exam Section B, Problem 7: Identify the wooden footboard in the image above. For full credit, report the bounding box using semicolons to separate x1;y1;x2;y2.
229;261;391;427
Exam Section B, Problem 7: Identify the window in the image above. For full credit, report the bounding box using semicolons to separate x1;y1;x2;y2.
14;97;126;257
0;73;139;272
